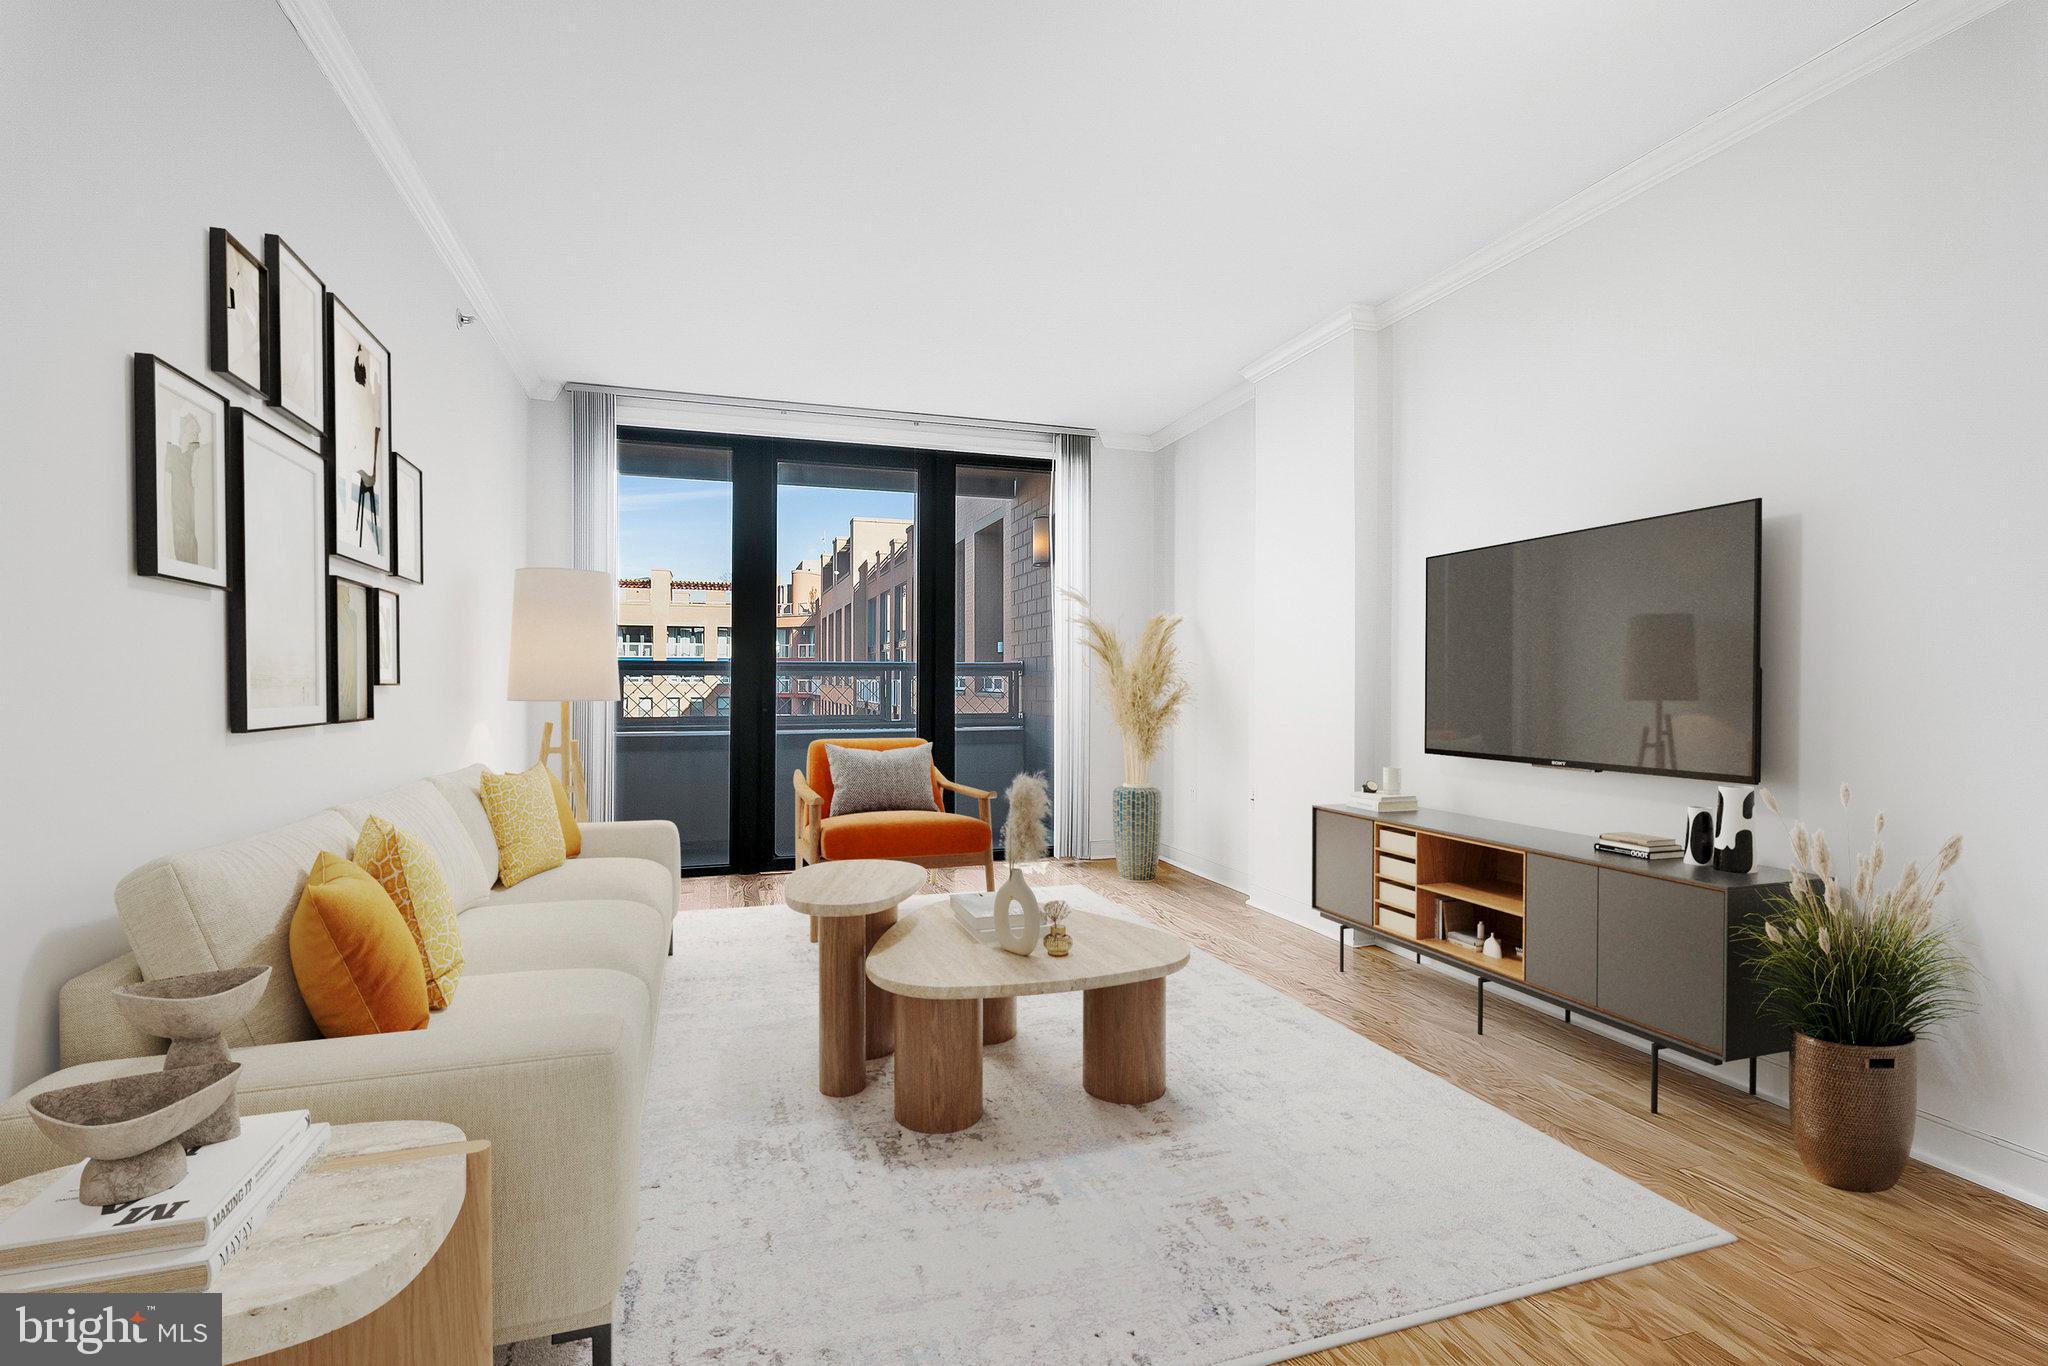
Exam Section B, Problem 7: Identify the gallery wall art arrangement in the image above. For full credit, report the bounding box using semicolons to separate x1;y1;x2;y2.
135;226;420;733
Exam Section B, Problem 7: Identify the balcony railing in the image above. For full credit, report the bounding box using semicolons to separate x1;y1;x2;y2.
618;659;1025;728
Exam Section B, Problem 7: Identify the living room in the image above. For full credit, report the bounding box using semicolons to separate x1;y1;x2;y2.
3;1;2044;1361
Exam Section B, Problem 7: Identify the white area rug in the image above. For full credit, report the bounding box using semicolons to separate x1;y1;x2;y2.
502;887;1728;1364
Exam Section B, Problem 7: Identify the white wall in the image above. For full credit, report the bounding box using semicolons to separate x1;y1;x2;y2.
1150;401;1257;889
1379;3;2048;1198
0;2;535;1091
1085;444;1163;855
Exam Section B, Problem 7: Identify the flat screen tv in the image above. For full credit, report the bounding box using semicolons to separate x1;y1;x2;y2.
1424;499;1761;782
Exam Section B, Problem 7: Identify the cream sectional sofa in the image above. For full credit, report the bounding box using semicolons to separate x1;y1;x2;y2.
0;765;678;1349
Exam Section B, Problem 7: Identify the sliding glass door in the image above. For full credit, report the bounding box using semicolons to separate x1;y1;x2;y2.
611;430;1052;873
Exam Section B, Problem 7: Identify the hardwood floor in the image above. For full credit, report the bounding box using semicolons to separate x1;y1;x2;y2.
683;858;2048;1364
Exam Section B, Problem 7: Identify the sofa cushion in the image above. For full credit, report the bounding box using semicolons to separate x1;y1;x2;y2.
479;765;568;887
806;737;942;817
820;810;991;860
115;809;357;1046
475;857;676;922
429;766;505;901
457;900;668;1019
353;816;465;1010
331;778;492;910
289;852;431;1038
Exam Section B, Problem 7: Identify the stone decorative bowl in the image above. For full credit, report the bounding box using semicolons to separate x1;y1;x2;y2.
112;965;268;1146
28;1062;241;1205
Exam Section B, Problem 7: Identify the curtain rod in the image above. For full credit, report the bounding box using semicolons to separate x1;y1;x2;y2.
564;381;1095;439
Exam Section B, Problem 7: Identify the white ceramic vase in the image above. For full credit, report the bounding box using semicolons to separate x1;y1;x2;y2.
992;868;1043;957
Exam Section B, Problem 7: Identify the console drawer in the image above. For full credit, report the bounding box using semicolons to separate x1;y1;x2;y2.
1377;828;1418;859
1377;853;1416;884
1377;907;1417;937
1378;880;1416;912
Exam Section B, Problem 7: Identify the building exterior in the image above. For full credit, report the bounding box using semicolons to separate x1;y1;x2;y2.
616;570;734;662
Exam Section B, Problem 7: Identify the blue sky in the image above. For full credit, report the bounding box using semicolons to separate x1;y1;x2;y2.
618;475;914;583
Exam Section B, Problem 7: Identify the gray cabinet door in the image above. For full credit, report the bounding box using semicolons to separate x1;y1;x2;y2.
1596;870;1727;1053
1312;810;1372;924
1524;856;1597;1004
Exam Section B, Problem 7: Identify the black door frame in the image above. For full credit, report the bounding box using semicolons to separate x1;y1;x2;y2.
619;426;1049;875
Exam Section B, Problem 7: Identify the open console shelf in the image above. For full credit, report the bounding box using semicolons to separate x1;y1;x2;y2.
1311;803;1792;1113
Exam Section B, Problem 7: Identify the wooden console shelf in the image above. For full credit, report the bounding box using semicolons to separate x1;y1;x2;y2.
1310;803;1791;1113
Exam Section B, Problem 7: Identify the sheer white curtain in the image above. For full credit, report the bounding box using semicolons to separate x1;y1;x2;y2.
1052;434;1092;858
570;389;620;820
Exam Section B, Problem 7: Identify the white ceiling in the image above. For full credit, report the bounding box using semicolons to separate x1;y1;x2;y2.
325;0;1908;433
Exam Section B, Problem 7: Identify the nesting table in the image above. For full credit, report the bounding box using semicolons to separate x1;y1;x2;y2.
785;859;928;1096
864;903;1191;1133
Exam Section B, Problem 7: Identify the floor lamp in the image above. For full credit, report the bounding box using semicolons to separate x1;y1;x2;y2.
508;567;619;822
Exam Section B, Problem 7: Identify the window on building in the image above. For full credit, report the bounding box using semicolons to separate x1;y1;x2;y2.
619;626;652;659
716;626;732;659
668;625;704;659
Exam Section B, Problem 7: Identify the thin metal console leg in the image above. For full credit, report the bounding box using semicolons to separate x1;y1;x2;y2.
1650;1043;1662;1114
1337;928;1346;973
1476;977;1485;1035
1563;1007;1571;1023
1749;1055;1758;1096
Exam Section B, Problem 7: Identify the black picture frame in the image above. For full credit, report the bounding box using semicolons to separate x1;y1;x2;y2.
328;576;376;723
392;452;424;583
262;234;327;436
375;587;401;686
226;410;330;732
323;292;394;571
208;227;267;397
132;353;231;589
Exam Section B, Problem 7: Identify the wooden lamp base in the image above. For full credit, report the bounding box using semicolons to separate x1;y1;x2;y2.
538;699;589;822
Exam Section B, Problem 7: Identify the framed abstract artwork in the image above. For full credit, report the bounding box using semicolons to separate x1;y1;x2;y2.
329;576;375;723
262;234;327;436
324;293;393;570
226;410;329;732
392;452;424;583
132;354;230;588
376;587;401;686
208;228;266;397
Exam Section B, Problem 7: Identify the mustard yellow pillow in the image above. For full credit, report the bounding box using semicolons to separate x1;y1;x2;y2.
354;816;465;1010
480;763;568;887
289;852;429;1038
544;766;582;859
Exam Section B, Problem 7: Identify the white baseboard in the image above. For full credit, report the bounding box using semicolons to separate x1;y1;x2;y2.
1248;905;2048;1213
1157;842;1254;897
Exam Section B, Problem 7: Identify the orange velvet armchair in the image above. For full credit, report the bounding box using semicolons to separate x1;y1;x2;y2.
792;737;996;895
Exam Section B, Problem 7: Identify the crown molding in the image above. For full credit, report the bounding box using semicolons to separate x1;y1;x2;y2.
1239;303;1381;384
275;0;551;400
1375;0;2015;327
1142;381;1256;451
1094;431;1158;452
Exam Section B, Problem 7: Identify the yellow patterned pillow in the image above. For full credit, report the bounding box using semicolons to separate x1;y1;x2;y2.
353;816;465;1010
480;763;568;887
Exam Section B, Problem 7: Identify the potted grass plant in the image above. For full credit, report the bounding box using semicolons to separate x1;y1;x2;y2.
1067;593;1189;880
1741;784;1972;1192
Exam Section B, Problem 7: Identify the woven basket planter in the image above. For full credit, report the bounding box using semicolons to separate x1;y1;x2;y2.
1791;1033;1918;1192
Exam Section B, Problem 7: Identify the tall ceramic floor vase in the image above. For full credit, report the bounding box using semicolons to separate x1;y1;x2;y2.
1113;785;1161;881
1791;1033;1918;1192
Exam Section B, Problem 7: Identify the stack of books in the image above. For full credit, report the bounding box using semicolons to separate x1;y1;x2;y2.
1595;831;1684;860
1340;790;1418;814
0;1110;328;1294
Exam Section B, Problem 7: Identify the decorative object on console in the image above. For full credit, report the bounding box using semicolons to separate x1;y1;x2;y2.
27;1063;242;1205
1042;899;1073;957
1683;806;1716;866
1069;592;1188;881
506;566;620;821
323;292;392;569
1741;784;1972;1192
1595;832;1683;860
992;774;1051;956
262;234;326;435
132;354;230;589
111;965;269;1146
328;576;374;722
1482;933;1503;960
1624;612;1697;771
208;227;266;396
1713;785;1757;873
392;451;424;583
375;587;401;686
226;409;328;733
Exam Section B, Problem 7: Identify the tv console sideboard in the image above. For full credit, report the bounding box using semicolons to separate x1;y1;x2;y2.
1310;804;1791;1113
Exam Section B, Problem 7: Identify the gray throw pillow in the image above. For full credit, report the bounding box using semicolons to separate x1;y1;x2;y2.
826;743;938;816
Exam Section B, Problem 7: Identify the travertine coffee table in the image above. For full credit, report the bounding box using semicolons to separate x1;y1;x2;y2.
785;859;928;1097
865;902;1190;1133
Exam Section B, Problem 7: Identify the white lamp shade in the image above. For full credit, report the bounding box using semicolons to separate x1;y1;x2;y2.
508;568;621;702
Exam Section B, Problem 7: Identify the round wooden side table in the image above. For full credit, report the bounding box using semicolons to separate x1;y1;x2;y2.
785;859;927;1097
0;1119;491;1365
